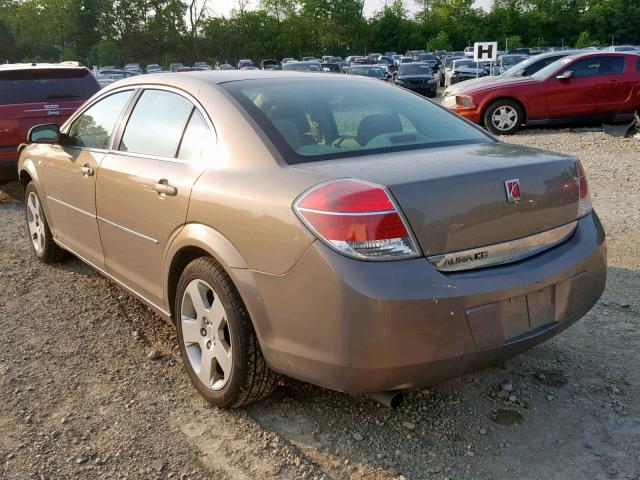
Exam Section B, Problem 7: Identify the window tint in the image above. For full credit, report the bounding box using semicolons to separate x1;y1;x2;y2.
0;68;99;105
178;110;213;162
537;56;564;71
120;90;193;157
566;57;624;78
67;90;133;149
222;78;490;164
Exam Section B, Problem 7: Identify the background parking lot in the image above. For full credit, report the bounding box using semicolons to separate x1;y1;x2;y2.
0;128;638;480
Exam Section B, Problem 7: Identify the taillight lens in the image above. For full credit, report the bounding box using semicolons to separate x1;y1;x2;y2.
576;160;592;217
293;179;420;260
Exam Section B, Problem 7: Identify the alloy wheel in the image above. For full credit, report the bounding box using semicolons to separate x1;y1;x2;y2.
26;192;45;255
180;279;233;390
491;106;518;131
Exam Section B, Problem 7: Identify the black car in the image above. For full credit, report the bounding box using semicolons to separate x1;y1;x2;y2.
394;63;437;97
507;48;531;56
416;53;441;73
260;59;281;70
321;63;342;73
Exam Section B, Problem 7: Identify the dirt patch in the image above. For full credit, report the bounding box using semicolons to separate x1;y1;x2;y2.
0;181;21;203
534;369;569;388
489;409;524;427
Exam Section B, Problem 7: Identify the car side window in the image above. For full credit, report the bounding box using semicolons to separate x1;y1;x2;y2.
67;90;133;149
119;89;194;158
178;110;213;163
565;57;625;78
534;56;562;73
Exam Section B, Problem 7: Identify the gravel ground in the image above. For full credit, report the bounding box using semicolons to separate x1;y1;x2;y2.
1;129;639;480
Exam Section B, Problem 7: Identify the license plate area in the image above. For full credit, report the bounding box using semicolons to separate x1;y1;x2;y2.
466;285;556;348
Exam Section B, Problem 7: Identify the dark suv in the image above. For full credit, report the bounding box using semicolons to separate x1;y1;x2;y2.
0;63;99;182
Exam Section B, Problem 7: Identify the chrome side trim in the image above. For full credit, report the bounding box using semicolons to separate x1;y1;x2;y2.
23;107;77;113
97;216;159;245
296;207;397;216
428;221;578;272
47;195;96;219
52;238;171;319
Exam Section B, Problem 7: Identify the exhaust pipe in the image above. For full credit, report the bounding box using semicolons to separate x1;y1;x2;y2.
368;391;404;408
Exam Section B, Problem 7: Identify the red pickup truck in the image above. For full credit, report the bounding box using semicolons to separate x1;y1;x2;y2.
443;52;640;134
0;63;99;181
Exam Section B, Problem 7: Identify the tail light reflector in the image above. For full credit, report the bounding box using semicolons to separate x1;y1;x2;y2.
576;160;592;217
293;180;420;260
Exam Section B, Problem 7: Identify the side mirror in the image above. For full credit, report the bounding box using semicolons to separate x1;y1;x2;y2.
556;70;574;80
521;69;528;76
28;124;61;144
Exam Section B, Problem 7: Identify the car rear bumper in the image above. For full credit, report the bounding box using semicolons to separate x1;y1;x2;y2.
0;147;19;181
244;212;606;393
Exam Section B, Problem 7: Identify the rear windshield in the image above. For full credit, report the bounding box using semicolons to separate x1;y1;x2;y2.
284;63;321;72
350;66;385;77
0;69;99;105
399;64;433;75
222;78;491;164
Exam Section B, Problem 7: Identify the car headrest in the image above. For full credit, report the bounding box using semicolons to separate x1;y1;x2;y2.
357;114;403;146
269;107;311;134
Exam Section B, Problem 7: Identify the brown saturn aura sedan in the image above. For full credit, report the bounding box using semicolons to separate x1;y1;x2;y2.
17;71;606;407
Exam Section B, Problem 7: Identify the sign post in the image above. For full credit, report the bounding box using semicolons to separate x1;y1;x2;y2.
473;41;498;78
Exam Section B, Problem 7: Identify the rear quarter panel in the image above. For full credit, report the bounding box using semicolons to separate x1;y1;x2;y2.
181;79;321;274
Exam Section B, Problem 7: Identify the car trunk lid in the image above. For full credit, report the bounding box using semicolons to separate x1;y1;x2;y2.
293;142;580;258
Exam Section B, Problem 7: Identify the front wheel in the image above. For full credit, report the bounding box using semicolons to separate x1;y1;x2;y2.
175;256;277;407
24;182;64;263
483;99;524;135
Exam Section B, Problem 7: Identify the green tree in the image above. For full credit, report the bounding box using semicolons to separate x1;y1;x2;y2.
427;31;452;51
574;30;599;48
505;34;523;49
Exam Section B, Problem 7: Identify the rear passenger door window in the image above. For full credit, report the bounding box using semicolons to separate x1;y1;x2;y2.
178;110;214;163
119;89;194;157
67;90;133;149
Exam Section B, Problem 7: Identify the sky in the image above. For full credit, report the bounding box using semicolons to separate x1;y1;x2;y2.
208;0;493;17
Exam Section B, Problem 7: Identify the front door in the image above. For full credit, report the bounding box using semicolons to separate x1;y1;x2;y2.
96;89;214;308
544;56;627;119
40;90;135;267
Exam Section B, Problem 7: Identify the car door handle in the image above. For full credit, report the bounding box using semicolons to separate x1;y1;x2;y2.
151;180;177;196
81;164;94;177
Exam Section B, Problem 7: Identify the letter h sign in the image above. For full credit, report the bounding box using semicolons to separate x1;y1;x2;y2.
474;42;498;62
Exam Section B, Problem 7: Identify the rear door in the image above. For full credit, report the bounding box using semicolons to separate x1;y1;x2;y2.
96;88;214;308
40;89;135;267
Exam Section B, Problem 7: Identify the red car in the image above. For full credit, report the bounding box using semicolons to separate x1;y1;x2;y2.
443;52;640;134
0;63;100;181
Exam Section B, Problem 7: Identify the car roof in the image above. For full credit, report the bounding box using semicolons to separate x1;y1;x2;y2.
562;51;636;61
102;70;376;93
0;62;88;72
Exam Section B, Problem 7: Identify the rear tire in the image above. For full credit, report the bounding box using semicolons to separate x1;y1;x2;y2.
483;99;524;135
24;182;64;263
175;256;277;407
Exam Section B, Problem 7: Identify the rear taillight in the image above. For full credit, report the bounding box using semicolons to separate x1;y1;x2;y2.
576;160;592;217
293;179;420;260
